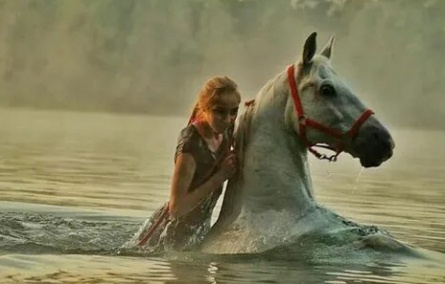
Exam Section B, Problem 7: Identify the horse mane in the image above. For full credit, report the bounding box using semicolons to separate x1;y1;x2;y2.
234;100;255;180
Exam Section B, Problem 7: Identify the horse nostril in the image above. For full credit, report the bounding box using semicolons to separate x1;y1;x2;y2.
371;129;394;152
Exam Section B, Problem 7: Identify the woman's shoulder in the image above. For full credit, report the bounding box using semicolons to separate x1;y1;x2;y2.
175;125;200;160
178;124;199;143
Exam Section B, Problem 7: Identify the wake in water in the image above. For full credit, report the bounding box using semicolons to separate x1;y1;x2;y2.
2;208;443;272
0;212;137;256
0;210;426;264
1;211;443;284
0;211;207;258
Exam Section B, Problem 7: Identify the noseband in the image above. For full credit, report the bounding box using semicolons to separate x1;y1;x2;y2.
287;64;374;161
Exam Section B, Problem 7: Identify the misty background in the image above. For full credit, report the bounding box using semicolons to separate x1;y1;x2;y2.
0;0;444;129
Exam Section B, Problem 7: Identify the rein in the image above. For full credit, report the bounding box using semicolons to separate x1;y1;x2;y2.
287;64;374;162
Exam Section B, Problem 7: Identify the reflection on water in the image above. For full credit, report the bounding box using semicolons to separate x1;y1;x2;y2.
0;108;444;283
1;253;444;284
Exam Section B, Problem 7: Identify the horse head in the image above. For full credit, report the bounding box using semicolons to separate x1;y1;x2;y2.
286;32;395;167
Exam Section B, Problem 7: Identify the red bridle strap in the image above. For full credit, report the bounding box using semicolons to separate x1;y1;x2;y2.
347;109;374;138
287;64;374;161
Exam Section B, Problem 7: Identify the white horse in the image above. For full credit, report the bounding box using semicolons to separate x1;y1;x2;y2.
199;32;404;255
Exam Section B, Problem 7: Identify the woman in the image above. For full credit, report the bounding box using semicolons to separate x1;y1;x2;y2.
124;76;241;252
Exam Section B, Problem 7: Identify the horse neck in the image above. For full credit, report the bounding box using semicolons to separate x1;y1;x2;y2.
232;72;315;215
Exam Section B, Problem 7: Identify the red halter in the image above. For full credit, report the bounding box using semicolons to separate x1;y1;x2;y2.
287;64;374;161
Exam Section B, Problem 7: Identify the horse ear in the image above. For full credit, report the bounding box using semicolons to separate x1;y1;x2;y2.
302;32;317;65
320;35;335;59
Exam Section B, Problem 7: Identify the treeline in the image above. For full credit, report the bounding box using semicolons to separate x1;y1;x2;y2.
0;0;443;128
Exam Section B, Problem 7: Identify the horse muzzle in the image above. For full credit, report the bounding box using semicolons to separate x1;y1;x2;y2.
351;124;395;168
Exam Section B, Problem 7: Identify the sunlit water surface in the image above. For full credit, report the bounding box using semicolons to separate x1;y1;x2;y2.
0;108;444;283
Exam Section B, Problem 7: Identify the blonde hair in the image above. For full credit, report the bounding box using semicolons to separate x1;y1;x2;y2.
188;76;240;124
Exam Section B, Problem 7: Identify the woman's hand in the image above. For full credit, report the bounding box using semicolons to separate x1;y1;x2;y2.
217;152;237;182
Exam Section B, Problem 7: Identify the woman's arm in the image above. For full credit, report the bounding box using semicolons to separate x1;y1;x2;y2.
168;153;227;219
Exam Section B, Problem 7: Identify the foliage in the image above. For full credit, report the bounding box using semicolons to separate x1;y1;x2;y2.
0;0;443;127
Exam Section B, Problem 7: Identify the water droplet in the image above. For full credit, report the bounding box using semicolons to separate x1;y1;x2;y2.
326;163;333;177
352;167;365;194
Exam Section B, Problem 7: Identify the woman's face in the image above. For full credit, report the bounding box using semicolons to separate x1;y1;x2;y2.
204;92;240;134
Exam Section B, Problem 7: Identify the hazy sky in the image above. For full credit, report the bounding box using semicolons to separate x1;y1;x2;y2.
0;0;444;129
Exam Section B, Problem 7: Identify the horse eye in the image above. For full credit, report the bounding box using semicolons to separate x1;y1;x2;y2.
320;84;336;96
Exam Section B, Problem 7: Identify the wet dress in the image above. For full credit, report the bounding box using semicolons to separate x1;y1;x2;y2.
124;124;231;252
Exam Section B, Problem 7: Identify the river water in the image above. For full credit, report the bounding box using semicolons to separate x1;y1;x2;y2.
0;108;444;283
